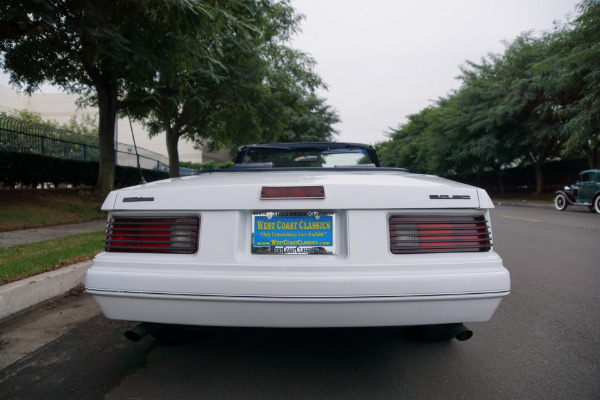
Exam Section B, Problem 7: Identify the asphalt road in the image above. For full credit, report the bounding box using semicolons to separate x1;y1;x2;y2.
1;205;599;400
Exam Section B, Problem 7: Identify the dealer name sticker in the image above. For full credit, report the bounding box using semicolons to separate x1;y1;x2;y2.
252;212;335;254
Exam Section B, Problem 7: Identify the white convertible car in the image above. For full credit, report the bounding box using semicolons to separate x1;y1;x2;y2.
85;142;510;342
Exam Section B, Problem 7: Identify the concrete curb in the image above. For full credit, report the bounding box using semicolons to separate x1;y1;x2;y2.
0;260;92;321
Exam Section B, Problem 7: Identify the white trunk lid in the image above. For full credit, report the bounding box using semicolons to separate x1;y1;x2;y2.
103;170;492;211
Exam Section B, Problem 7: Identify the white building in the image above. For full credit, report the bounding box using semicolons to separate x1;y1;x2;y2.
0;84;204;164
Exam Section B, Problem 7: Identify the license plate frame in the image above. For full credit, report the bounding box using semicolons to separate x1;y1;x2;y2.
251;211;335;255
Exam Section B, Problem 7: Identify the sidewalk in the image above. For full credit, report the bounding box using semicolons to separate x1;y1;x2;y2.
0;220;106;248
0;220;105;320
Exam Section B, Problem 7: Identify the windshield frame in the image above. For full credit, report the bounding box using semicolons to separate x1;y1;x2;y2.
234;142;381;168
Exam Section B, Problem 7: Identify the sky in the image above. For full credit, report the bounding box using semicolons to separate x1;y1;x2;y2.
289;0;580;144
1;0;581;146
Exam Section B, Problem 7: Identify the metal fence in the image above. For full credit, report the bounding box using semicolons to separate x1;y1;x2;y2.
114;142;170;172
0;115;169;172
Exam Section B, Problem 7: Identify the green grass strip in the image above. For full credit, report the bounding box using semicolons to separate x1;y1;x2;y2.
0;231;105;285
0;189;105;232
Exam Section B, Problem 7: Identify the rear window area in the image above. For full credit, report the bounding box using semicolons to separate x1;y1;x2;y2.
239;146;374;168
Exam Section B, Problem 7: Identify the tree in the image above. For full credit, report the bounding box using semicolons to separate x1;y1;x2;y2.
0;1;55;40
378;106;440;173
381;31;568;194
280;93;340;143
378;1;598;193
493;33;566;194
452;58;524;192
124;0;332;177
1;1;234;194
547;0;600;168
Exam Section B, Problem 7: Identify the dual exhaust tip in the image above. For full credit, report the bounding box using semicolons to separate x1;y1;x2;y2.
124;322;474;343
124;322;159;342
444;323;474;341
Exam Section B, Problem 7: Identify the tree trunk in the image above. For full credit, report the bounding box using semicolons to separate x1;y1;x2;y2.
586;147;600;169
95;80;118;196
497;172;505;194
166;127;180;178
534;163;544;196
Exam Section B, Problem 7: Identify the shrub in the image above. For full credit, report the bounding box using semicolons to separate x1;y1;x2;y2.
218;161;234;169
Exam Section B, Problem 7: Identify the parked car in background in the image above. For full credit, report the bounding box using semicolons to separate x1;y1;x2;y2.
554;169;600;214
85;142;510;342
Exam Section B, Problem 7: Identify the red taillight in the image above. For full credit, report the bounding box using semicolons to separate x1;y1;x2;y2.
261;186;325;199
389;215;491;254
105;217;199;254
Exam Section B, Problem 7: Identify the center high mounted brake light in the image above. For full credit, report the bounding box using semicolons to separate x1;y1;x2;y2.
261;186;325;199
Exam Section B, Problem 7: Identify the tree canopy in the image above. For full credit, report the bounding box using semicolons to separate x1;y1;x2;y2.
124;0;337;177
378;0;600;194
1;0;231;193
1;0;340;187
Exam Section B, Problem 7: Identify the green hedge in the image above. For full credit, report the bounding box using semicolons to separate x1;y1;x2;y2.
457;158;590;191
0;151;169;188
218;161;234;169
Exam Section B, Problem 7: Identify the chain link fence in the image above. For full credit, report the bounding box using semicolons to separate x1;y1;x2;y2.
0;115;169;172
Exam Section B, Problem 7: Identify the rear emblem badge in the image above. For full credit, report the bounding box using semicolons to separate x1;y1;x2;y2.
123;197;155;202
429;194;471;200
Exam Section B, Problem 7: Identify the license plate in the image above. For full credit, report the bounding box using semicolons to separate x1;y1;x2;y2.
252;212;335;255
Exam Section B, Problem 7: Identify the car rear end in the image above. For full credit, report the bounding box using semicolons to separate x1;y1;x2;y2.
85;170;510;328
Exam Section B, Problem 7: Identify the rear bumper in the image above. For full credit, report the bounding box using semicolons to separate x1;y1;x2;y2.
85;256;510;328
86;289;507;328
